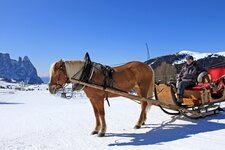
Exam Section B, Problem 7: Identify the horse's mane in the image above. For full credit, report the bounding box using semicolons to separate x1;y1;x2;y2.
49;62;56;83
64;60;85;80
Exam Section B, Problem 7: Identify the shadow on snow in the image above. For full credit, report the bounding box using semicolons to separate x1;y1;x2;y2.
0;101;25;105
108;111;225;146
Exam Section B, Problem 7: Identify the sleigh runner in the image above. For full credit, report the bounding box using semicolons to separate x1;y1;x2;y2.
49;53;225;137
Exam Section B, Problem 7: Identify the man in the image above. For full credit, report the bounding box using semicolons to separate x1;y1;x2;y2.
176;55;200;105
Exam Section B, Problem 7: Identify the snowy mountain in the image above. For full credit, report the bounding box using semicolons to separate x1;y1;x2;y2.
146;50;225;73
174;50;225;65
0;53;43;84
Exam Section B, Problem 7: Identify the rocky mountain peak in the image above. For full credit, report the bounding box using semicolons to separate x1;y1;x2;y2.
23;56;30;62
0;53;10;61
0;52;43;84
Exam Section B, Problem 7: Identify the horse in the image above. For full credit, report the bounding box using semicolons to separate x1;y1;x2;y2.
48;54;154;137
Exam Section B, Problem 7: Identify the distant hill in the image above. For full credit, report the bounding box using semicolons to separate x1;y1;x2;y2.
145;50;225;83
146;50;225;71
0;53;43;84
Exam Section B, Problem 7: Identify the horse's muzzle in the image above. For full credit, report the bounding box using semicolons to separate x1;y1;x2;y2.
48;85;58;94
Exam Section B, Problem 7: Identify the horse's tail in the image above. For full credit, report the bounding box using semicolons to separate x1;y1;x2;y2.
147;66;155;99
146;66;155;110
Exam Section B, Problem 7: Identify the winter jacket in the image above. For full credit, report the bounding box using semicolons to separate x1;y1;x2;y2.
178;62;201;83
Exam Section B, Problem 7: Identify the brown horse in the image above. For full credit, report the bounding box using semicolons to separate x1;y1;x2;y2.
48;56;154;137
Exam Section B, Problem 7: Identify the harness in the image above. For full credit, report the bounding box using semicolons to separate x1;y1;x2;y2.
72;53;94;91
100;64;114;106
71;53;114;106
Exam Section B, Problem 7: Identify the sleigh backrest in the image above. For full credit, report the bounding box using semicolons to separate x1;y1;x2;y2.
185;67;225;91
208;67;225;82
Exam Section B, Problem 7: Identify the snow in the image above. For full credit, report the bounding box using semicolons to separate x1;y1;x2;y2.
1;86;225;150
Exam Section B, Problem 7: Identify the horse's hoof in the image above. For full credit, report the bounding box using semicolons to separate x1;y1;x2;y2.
142;122;145;125
91;131;98;135
134;125;141;129
98;132;105;137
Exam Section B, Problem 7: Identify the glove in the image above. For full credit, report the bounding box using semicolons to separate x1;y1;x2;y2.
176;80;180;88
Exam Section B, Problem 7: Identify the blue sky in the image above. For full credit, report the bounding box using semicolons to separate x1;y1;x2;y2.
0;0;225;76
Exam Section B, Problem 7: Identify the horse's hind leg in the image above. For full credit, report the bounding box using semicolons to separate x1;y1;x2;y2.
134;85;149;129
134;101;148;129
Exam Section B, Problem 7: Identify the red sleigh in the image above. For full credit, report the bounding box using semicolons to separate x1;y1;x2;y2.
155;67;225;119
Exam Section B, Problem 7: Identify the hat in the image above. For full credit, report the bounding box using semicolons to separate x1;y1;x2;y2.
186;55;194;60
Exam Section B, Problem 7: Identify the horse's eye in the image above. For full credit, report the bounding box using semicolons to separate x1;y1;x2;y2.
54;66;59;71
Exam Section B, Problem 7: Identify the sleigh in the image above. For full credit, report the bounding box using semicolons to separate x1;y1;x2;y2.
155;67;225;119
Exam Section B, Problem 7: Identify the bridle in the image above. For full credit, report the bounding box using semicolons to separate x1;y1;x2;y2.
57;61;65;87
50;61;69;90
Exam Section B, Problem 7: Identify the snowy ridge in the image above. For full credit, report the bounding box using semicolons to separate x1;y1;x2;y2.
173;50;225;64
178;50;225;59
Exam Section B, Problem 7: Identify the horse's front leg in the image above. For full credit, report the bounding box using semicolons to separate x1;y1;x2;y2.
89;99;101;135
96;98;106;137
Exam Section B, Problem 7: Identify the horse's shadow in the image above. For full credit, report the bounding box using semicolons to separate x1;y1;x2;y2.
0;101;25;105
107;111;225;146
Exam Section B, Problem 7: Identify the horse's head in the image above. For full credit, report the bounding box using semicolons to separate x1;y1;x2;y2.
48;59;69;94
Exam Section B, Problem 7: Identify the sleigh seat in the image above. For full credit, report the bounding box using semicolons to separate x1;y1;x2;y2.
183;67;225;106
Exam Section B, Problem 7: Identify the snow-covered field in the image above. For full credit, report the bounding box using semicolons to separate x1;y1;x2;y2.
1;87;225;150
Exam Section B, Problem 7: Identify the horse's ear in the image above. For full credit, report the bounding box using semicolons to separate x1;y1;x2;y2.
56;59;64;68
84;52;91;62
59;59;64;63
